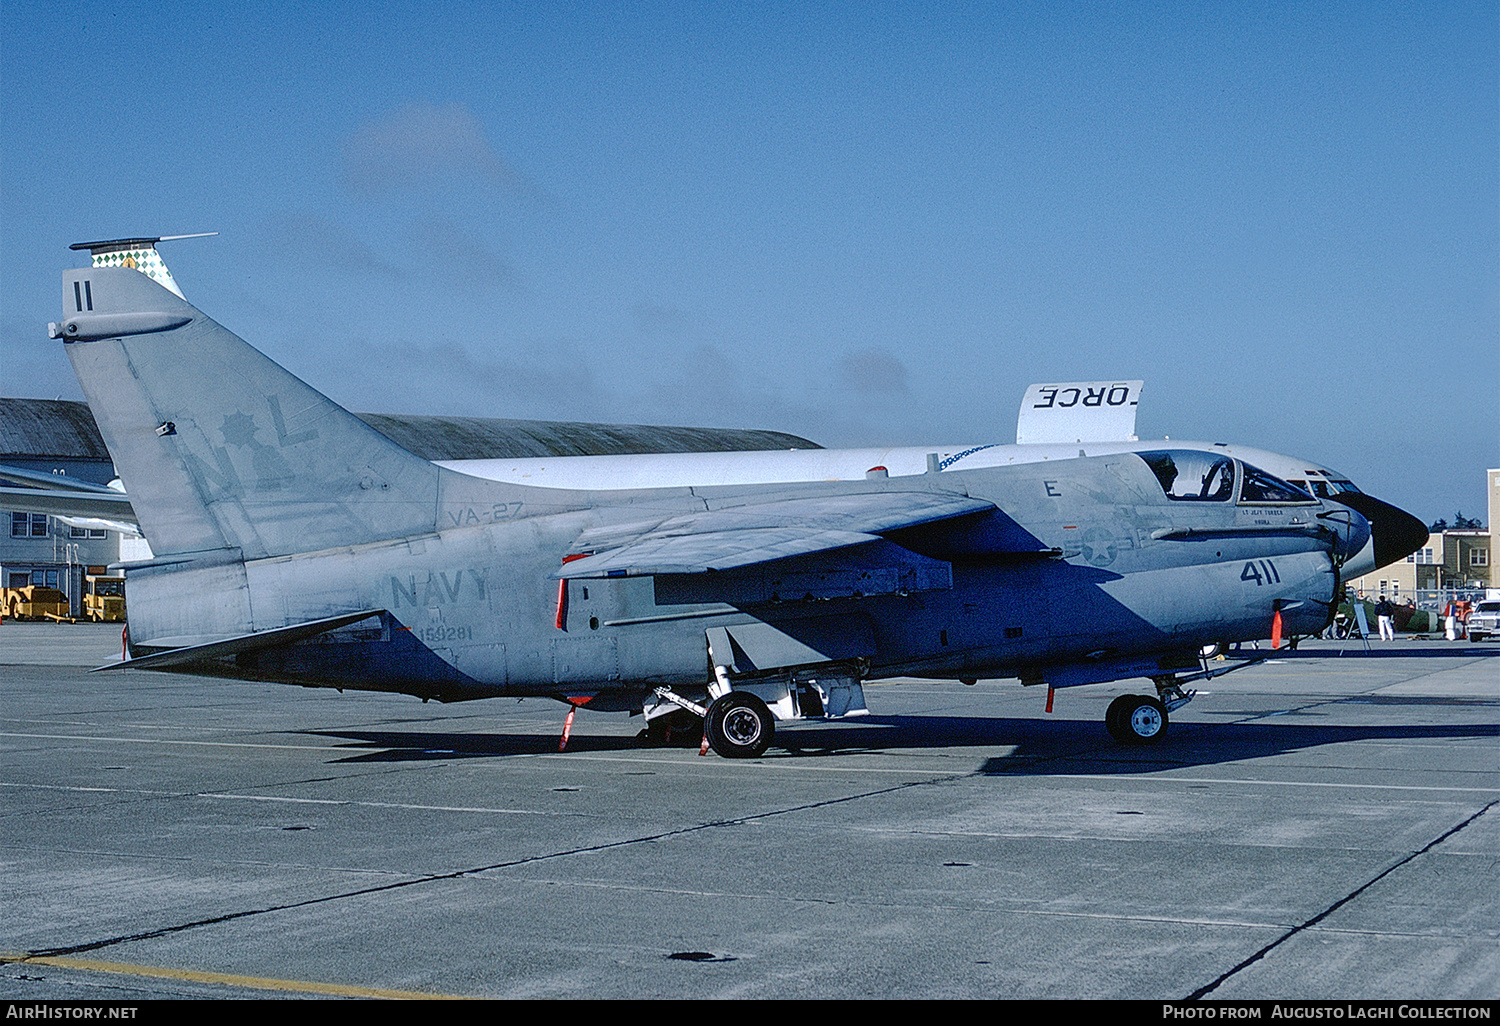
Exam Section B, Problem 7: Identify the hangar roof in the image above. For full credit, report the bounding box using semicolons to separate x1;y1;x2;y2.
0;398;112;460
355;413;816;460
0;398;819;463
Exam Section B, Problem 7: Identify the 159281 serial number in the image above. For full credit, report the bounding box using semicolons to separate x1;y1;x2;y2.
414;625;474;644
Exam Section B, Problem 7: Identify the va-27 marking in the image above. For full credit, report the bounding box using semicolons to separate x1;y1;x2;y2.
444;503;525;528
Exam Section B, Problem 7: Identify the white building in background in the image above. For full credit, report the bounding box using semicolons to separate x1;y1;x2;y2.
1;399;123;614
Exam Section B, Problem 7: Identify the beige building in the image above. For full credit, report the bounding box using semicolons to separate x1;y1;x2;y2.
1344;468;1495;600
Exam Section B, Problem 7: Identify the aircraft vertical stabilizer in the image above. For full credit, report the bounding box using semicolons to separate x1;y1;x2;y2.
1015;381;1142;445
52;263;451;560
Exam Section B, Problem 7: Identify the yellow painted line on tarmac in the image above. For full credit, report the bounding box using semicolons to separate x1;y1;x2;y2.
0;952;466;1000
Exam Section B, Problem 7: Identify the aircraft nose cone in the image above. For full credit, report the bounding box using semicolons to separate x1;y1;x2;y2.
1330;492;1428;568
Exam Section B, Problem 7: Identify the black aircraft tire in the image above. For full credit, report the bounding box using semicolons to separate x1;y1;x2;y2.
1105;694;1136;741
705;693;774;759
1111;694;1168;745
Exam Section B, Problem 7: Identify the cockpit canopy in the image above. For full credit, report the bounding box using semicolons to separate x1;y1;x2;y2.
1135;451;1315;505
1287;476;1363;499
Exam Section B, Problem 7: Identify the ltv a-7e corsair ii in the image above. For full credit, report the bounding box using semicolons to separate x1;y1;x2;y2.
49;240;1382;756
436;382;1425;586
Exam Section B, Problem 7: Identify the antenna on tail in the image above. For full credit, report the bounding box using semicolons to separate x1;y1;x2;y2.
69;233;218;299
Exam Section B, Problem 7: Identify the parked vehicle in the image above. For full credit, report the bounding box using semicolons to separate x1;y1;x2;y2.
3;586;69;621
84;574;126;622
1467;600;1500;642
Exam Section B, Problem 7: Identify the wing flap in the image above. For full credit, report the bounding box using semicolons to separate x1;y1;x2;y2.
558;491;993;579
558;528;880;577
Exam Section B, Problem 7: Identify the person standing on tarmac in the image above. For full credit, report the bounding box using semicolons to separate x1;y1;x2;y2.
1377;596;1396;641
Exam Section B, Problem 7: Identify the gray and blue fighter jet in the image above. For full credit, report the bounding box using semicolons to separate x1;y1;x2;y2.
46;243;1382;756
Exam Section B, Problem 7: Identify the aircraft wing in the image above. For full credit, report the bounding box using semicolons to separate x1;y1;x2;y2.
557;491;994;577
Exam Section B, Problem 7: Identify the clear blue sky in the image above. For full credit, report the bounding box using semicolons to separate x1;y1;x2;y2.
2;2;1495;524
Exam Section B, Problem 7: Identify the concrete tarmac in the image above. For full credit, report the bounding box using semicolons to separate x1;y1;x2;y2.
1;623;1496;1000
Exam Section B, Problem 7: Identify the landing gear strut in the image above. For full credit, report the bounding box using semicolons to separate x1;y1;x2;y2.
643;660;865;758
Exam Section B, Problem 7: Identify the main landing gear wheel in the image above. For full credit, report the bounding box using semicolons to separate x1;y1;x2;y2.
704;692;774;759
1106;694;1169;745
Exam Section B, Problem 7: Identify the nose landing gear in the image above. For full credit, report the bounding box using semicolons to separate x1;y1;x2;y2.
1106;693;1168;743
1105;678;1195;744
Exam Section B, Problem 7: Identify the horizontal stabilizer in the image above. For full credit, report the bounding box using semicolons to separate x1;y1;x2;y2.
558;491;993;579
0;464;123;493
0;485;137;523
96;609;385;672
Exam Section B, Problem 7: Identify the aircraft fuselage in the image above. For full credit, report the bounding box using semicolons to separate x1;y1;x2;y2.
123;455;1346;705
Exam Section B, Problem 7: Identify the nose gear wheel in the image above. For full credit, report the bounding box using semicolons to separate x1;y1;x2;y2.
1106;693;1169;744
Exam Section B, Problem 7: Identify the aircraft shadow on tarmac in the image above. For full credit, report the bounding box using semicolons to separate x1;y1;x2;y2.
786;711;1499;777
298;706;1497;774
1292;642;1498;658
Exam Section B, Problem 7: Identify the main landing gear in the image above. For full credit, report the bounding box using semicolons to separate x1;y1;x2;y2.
640;687;776;759
641;662;868;759
704;692;775;759
1105;693;1168;743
